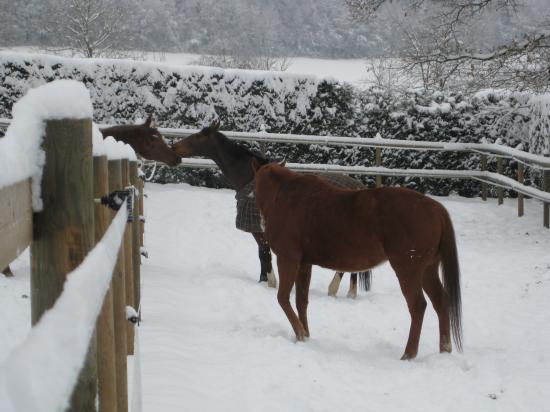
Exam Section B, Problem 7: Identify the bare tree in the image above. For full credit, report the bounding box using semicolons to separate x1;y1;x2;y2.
345;0;550;92
45;0;136;58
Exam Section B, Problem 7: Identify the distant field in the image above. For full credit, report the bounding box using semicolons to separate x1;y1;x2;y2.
2;47;374;88
143;52;372;87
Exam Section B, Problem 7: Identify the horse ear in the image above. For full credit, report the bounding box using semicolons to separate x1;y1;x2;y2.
278;159;286;167
211;119;220;131
251;158;262;174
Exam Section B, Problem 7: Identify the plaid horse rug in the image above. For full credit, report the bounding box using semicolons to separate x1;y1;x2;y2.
235;173;365;233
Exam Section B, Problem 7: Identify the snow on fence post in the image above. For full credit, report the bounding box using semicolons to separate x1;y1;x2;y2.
107;159;129;412
517;163;524;217
121;159;135;356
130;161;141;314
30;118;97;411
94;155;118;412
481;155;488;201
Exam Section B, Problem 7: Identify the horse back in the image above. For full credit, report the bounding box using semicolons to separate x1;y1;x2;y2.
265;176;448;270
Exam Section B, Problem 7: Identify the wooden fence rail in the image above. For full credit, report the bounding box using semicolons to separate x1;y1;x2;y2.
0;118;145;412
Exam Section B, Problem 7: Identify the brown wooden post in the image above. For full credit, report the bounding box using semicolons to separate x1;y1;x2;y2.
108;159;128;412
544;169;550;228
481;155;488;201
517;162;524;217
259;141;267;157
30;118;97;412
121;159;135;355
130;161;141;315
139;177;144;248
0;178;32;275
375;147;382;188
496;157;504;205
94;156;118;412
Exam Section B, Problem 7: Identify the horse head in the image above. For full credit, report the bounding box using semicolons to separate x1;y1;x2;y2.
100;114;182;166
171;119;221;158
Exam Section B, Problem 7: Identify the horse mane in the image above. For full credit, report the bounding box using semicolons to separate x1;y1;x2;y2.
209;128;269;165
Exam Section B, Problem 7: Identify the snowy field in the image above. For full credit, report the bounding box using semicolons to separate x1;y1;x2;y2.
142;52;372;87
1;47;373;88
2;182;550;411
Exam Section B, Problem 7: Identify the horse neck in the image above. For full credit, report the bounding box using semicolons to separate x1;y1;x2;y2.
207;139;256;190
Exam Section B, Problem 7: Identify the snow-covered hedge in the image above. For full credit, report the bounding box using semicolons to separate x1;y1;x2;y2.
1;52;547;196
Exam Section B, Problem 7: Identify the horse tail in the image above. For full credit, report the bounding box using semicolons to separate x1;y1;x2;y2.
358;270;372;292
440;210;463;352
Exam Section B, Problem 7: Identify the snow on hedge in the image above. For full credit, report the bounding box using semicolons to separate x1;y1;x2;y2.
1;51;550;196
0;202;128;412
0;79;92;210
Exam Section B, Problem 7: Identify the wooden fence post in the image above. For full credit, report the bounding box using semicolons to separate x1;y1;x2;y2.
517;162;524;217
481;155;488;201
544;169;550;228
30;118;97;412
108;159;129;412
94;156;118;412
375;147;382;188
496;157;504;205
130;161;141;314
121;159;135;355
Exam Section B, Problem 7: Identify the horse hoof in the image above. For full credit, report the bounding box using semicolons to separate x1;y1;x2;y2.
400;352;417;361
267;271;277;288
346;291;357;299
440;342;452;353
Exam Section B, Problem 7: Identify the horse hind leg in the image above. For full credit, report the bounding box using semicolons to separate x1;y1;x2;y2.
295;264;312;337
422;263;452;353
277;256;307;341
327;272;344;297
253;232;277;288
2;265;14;277
394;265;427;360
347;273;358;299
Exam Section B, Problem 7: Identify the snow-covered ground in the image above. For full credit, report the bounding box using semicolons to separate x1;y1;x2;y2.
2;182;550;411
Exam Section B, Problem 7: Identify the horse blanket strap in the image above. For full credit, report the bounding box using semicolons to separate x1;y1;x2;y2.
235;173;365;233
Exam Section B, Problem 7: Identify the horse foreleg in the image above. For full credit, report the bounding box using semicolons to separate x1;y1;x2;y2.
347;273;358;299
327;272;344;297
277;256;307;341
252;232;277;288
295;264;312;337
422;263;452;353
395;267;427;360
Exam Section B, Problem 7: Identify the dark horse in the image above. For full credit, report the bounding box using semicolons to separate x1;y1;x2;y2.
101;114;181;166
252;160;462;360
171;121;371;295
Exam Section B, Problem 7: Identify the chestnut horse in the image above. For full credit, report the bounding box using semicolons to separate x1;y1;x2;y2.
101;114;181;166
252;160;462;360
172;121;371;296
